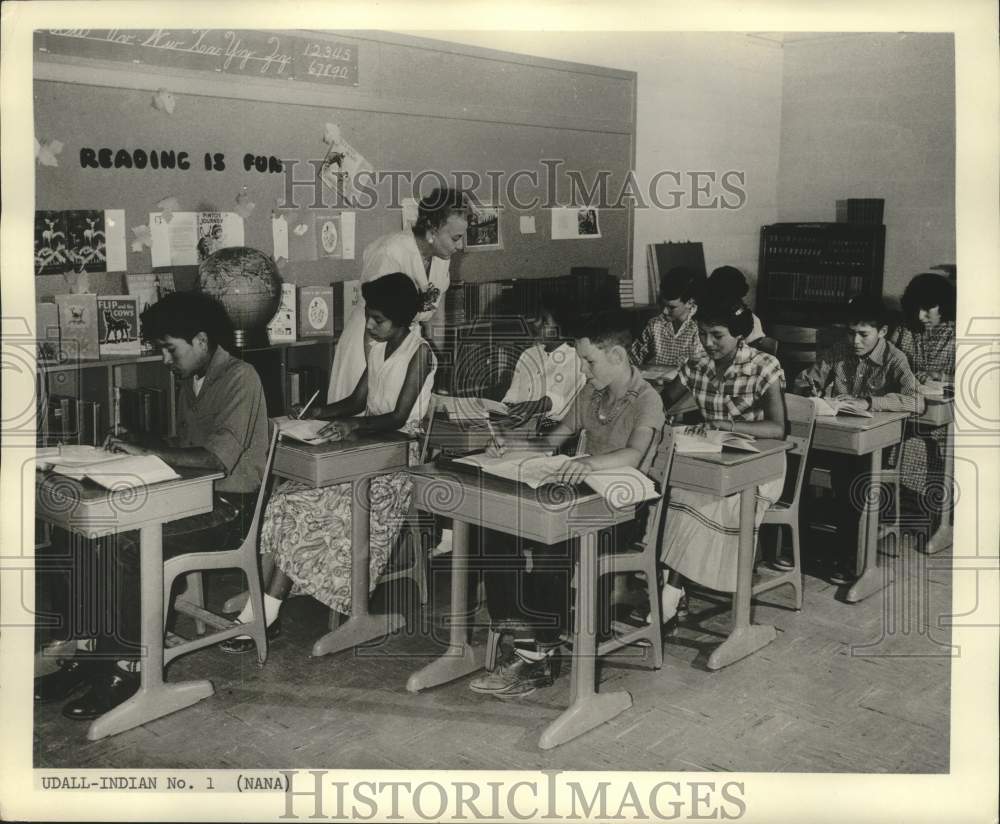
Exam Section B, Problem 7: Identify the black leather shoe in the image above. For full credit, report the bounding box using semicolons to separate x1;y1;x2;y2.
62;666;139;721
219;618;281;655
35;657;94;703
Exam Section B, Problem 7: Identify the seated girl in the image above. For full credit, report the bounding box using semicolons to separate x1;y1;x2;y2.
499;292;585;430
222;272;435;652
657;297;786;620
890;272;956;521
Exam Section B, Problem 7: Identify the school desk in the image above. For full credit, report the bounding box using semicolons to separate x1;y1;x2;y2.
811;411;910;603
35;467;222;740
404;462;640;749
271;433;412;656
914;397;954;553
668;439;792;669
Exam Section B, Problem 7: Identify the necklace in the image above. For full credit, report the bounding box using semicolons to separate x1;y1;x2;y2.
594;388;625;424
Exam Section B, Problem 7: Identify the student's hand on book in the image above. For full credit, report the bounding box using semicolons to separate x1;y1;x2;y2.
556;458;593;485
485;434;507;458
506;400;545;425
834;396;869;412
289;403;320;420
106;437;147;456
318;418;359;441
683;424;708;437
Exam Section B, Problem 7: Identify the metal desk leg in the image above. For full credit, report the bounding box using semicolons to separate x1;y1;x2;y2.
926;421;954;554
847;450;890;602
313;475;407;657
88;525;213;740
707;486;777;670
406;519;483;691
539;532;631;749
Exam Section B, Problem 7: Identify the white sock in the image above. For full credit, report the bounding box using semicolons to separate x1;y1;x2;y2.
235;594;282;636
645;583;684;625
76;638;96;653
116;659;140;673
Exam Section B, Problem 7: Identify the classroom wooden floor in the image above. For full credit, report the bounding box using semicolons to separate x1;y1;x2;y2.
34;529;952;772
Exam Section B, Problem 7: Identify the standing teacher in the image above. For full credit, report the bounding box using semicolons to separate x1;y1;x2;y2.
327;188;470;402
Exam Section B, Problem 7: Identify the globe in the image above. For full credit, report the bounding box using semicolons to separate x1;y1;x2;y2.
197;246;283;347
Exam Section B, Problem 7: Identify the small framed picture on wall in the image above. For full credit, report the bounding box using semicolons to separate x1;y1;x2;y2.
465;203;502;251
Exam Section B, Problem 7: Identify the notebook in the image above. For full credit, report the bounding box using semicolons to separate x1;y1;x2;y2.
673;427;761;454
809;397;874;418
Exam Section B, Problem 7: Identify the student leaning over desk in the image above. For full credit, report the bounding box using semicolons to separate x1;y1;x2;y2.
657;296;787;622
221;272;436;653
469;310;665;697
791;294;922;584
35;292;269;720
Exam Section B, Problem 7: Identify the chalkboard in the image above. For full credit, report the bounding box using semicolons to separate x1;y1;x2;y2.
33;30;636;298
36;29;359;86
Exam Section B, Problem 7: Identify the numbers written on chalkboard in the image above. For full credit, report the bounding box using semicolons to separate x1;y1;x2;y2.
305;61;352;80
301;42;353;62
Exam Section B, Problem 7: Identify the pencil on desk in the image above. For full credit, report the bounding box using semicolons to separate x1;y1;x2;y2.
297;389;320;419
485;418;504;455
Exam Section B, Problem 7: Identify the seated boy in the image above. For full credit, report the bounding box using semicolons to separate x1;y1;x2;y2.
792;294;922;583
499;292;585;430
629;266;705;371
35;292;269;719
470;310;665;697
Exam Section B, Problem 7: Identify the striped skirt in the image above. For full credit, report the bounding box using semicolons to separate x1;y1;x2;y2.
661;455;786;592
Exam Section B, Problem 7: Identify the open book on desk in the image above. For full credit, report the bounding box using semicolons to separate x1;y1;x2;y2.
640;364;679;383
454;451;658;508
673;427;760;454
41;451;180;490
809;397;874;418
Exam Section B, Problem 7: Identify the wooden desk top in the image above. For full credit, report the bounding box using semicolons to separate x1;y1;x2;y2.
812;411;909;455
669;439;791;497
35;467;222;537
409;461;637;545
272;432;412;487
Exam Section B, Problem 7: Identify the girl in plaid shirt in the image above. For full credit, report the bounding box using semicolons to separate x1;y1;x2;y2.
891;273;956;522
657;298;787;618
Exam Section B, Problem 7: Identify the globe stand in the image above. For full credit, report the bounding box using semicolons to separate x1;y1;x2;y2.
232;327;270;350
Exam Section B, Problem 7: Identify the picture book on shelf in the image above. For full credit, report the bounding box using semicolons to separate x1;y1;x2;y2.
672;427;760;454
809;397;874;418
97;295;141;358
298;285;335;338
267;283;297;344
54;293;100;360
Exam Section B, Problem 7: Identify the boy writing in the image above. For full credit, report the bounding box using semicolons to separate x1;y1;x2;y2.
35;291;268;719
792;294;922;583
471;310;665;696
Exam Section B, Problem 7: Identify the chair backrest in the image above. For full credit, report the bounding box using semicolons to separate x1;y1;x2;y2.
781;393;818;506
246;425;281;540
637;427;676;550
750;336;779;356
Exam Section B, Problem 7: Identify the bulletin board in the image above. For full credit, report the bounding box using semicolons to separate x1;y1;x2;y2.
32;30;636;298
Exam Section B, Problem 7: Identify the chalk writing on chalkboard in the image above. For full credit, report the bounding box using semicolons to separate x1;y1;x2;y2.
35;29;359;87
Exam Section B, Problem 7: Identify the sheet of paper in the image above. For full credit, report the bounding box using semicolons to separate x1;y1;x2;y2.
551;207;601;240
103;209;127;271
150;211;198;266
519;215;536;234
84;455;180;489
271;214;289;260
340;211;355;259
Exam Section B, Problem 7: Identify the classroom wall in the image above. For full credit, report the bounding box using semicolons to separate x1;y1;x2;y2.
776;33;956;303
425;32;786;306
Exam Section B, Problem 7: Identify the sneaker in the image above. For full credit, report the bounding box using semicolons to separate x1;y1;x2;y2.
219;618;281;655
469;654;554;697
828;570;854;586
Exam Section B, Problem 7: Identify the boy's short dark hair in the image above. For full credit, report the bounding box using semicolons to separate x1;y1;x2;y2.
707;265;750;301
696;295;755;339
845;294;887;329
576;309;633;351
361;272;422;328
140;291;234;351
659;266;701;302
901;273;956;323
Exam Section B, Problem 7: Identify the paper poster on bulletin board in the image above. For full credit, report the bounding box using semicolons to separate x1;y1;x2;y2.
149;211;244;267
551;207;601;240
34;209;126;275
